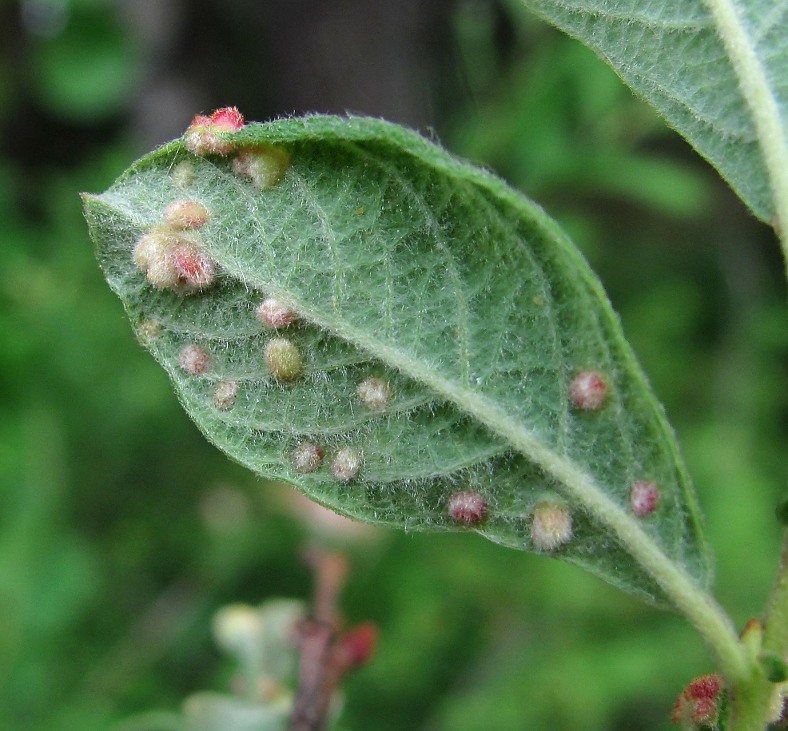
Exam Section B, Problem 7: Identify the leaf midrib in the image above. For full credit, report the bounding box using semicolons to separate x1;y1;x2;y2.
702;0;788;234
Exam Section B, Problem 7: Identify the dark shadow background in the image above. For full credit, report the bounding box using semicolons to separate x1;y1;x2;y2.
0;1;785;730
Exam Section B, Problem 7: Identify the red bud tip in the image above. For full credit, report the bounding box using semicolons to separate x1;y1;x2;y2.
339;622;377;668
671;674;723;727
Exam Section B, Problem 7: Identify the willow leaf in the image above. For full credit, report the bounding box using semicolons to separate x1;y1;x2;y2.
520;0;788;228
83;115;711;605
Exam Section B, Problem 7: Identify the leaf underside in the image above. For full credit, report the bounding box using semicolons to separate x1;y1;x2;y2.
521;0;787;224
84;115;710;604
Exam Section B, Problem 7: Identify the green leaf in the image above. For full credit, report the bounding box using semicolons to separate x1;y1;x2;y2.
519;0;788;227
83;115;710;605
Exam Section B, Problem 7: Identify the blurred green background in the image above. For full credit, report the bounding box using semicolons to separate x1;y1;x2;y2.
1;0;786;729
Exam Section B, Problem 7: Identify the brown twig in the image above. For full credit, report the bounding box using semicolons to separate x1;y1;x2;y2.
289;548;375;731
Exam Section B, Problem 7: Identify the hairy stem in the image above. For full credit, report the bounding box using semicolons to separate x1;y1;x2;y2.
728;531;788;730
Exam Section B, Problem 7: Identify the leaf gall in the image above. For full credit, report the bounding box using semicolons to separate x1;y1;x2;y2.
630;480;660;517
179;344;210;376
163;199;210;229
256;297;299;329
569;370;608;411
232;145;290;188
357;377;392;411
332;447;362;483
531;500;573;551
213;380;239;410
173;241;216;292
132;231;179;289
264;337;303;382
291;442;325;473
184;107;245;156
448;491;488;525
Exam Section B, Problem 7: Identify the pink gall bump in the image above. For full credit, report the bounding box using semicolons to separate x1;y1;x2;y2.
213;380;239;410
173;241;216;292
264;337;303;382
179;344;210;376
357;377;392;411
569;370;608;411
630;480;660;517
163;199;210;229
232;145;290;189
531;500;573;551
184;107;244;156
210;106;244;130
291;441;325;473
255;297;299;329
448;491;487;525
332;447;362;483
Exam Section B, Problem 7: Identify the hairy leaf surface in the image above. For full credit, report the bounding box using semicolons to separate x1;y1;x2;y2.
84;115;710;604
520;0;788;224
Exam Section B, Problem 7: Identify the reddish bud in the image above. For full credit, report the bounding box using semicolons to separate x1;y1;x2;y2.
357;377;392;411
448;491;488;525
338;622;377;668
291;441;325;473
256;297;299;329
671;674;723;727
179;344;210;375
630;480;660;517
163;199;210;229
569;370;608;411
332;447;362;483
531;500;573;551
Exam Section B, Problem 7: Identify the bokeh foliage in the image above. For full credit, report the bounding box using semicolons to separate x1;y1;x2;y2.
0;1;785;730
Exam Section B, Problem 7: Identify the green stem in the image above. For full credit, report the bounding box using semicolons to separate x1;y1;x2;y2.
763;530;788;660
728;530;788;730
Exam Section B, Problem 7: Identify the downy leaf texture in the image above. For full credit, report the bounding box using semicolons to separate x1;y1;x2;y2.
520;0;788;225
84;115;711;604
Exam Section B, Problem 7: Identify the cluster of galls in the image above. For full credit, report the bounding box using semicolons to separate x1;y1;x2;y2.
138;109;663;527
133;200;214;294
445;370;660;549
184;106;290;188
